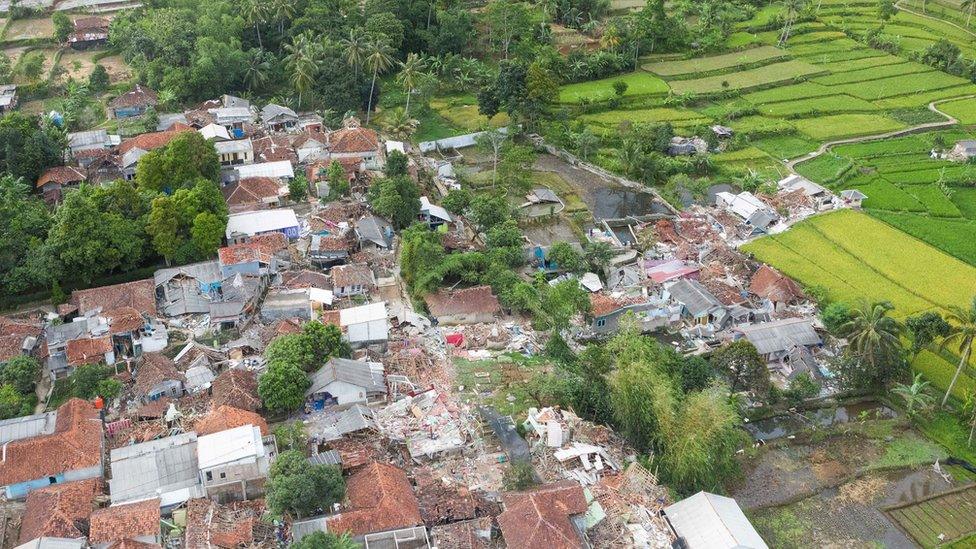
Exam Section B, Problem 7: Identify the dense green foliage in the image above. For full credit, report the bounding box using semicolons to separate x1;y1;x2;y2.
266;450;345;518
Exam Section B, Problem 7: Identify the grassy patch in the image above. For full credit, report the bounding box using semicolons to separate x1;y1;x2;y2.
453;353;550;418
558;71;670;103
939;97;976;125
754;94;880;117
580;106;710;129
752;134;819;159
668;60;825;94
869;433;947;470
643;45;787;76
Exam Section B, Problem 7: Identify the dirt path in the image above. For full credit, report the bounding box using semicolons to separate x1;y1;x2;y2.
33;373;50;414
786;95;976;170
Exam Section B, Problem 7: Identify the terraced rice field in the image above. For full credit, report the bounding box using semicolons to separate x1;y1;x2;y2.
558;71;669;103
642;45;787;76
666;60;826;94
742;210;976;317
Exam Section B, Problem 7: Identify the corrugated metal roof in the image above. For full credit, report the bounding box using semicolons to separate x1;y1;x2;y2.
197;424;264;469
15;538;87;549
664;491;768;549
235;161;294;180
313;405;377;441
0;411;57;445
736;318;821;355
108;432;201;505
308;450;342;466
306;358;386;396
669;279;724;318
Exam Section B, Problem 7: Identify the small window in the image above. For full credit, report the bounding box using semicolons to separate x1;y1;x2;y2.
219;472;226;479
596;318;606;327
205;471;213;481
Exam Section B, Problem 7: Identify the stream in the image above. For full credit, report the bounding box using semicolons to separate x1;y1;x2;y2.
744;401;897;441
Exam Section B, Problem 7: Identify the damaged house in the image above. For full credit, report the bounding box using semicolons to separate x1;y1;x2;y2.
423;286;501;325
734;317;823;381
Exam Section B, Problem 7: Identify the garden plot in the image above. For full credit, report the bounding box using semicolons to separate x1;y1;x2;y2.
558;71;669;103
642;45;787;77
57;49;104;83
4;17;54;41
580;106;709;130
667;60;825;94
1;45;25;64
886;484;976;548
753;94;880;117
14;47;57;84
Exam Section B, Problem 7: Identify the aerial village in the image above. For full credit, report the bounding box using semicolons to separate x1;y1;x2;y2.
5;0;976;547
0;83;886;549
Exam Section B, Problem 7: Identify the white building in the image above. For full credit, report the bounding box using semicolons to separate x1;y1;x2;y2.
338;302;389;348
715;191;777;232
197;425;276;503
663;491;768;549
225;209;300;243
108;432;204;507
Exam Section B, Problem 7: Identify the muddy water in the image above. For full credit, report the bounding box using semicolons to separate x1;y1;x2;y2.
533;154;670;220
745;402;898;440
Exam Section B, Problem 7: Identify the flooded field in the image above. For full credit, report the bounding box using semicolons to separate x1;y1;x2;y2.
745;402;897;441
533;154;670;220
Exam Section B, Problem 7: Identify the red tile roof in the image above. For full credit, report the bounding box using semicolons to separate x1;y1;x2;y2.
328;126;379;154
497;481;587;549
194;405;268;436
36;166;86;188
0;335;25;362
217;232;288;266
749;264;803;304
331;264;374;289
70;279;157;317
327;462;422;537
0;399;103;487
280;270;330;290
589;293;644;317
89;498;161;545
134;353;183;397
211;368;260;412
222;177;283;208
117;127;191;155
105;540;161;549
109;85;158;110
106;306;146;335
19;478;100;544
424;286;501;318
66;336;112;366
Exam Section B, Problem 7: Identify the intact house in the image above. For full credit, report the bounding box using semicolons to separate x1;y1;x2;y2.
233;160;294;186
355;214;394;250
197;424;276;503
716;191;778;234
337;301;389;349
841;189;868;208
305;357;386;410
734;317;823;382
67;17;109;49
328;118;384;170
260;288;312;322
223;176;286;212
226;209;301;244
293;131;329;163
67;129;117;164
17;477;99;545
290;462;422;544
423;286;501;325
35;166;86;204
0;399;103;500
663;491;768;549
88;497;161;548
331;264;376;298
212;106;255;139
108;432;204;508
0;84;17;114
117;126;194;181
134;352;184;403
215;138;254;167
261;104;299;132
108;84;158;119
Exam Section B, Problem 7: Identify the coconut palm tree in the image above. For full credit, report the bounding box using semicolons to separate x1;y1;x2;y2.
243;51;271;93
241;0;268;50
272;0;296;35
964;0;976;27
840;300;904;383
383;107;419;140
364;39;394;125
341;29;367;80
893;373;935;418
778;0;807;46
285;35;318;107
396;53;426;115
940;297;976;407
